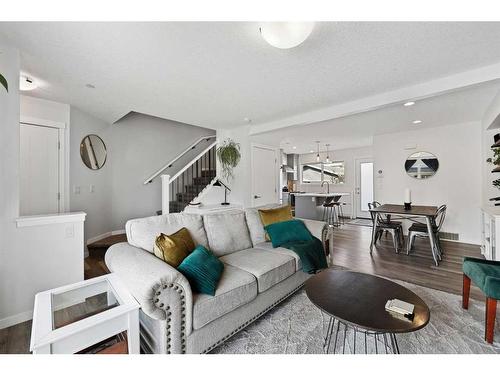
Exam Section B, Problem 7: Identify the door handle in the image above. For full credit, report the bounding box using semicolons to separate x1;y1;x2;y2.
254;195;261;199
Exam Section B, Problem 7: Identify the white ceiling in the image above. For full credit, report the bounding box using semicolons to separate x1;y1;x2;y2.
274;80;500;154
2;22;500;129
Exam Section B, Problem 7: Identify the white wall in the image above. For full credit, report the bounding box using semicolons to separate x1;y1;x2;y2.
0;43;85;327
70;108;113;241
373;122;482;245
110;112;215;229
199;126;282;208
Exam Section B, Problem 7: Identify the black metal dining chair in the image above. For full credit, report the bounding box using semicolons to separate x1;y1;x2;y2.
368;201;404;253
406;204;447;258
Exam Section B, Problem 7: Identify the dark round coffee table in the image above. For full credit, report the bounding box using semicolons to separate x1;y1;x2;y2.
305;269;430;354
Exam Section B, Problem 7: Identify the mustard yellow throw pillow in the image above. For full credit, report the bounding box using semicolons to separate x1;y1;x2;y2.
153;228;195;268
258;205;293;241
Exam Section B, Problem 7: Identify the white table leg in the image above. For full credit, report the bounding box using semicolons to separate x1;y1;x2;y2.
127;309;140;354
425;216;439;266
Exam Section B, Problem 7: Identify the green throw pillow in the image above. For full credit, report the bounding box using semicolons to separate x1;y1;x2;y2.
177;245;224;296
264;219;313;248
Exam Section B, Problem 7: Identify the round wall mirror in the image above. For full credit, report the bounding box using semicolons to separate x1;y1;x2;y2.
405;151;439;179
80;134;107;170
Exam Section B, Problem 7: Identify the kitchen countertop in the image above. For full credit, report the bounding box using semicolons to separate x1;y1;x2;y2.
291;192;351;197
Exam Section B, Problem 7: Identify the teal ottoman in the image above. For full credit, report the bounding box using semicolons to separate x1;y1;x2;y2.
462;257;500;343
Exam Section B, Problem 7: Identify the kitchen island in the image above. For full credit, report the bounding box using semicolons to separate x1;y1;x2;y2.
292;192;352;221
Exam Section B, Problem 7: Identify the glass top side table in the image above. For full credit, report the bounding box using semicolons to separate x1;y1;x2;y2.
31;273;140;354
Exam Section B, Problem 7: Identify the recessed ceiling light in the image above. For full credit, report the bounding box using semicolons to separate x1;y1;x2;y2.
243;117;252;123
85;83;96;89
404;101;415;107
412;120;422;124
292;146;297;149
310;150;314;153
19;75;37;91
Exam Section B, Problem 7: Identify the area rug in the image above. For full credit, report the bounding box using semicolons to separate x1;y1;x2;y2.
211;279;500;354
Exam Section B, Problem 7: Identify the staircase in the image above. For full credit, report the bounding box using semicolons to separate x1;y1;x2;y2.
168;153;217;213
144;135;217;214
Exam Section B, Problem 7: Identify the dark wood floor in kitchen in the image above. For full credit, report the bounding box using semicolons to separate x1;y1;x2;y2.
0;223;484;354
331;222;484;300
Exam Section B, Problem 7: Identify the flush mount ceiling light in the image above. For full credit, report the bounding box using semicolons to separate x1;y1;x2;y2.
19;75;37;91
260;22;315;49
404;101;415;107
412;120;423;124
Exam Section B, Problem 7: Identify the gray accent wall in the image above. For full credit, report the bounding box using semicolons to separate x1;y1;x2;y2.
70;108;113;241
109;112;215;230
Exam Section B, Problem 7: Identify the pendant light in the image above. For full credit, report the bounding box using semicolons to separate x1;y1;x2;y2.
325;144;331;163
315;141;320;162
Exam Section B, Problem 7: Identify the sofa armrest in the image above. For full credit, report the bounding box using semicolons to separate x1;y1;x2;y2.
300;218;331;250
105;242;193;352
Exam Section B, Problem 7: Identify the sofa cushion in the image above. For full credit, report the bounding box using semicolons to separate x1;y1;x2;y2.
153;228;196;267
126;213;208;253
203;210;253;257
178;245;225;296
244;204;283;246
253;241;302;271
265;219;313;248
220;248;295;292
192;264;258;330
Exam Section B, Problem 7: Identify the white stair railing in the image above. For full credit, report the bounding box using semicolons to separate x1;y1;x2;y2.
158;139;217;214
143;135;216;185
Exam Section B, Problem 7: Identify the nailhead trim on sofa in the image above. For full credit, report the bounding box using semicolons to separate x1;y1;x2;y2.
153;282;188;354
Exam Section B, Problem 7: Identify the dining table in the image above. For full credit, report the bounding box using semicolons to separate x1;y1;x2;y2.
369;204;440;266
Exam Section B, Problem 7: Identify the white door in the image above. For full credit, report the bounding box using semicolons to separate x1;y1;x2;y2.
251;145;278;207
20;123;60;215
355;158;374;219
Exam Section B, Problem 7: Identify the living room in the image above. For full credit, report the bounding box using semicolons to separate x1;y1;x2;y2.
1;0;500;373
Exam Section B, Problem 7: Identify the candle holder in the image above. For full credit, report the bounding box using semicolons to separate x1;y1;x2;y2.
404;202;412;211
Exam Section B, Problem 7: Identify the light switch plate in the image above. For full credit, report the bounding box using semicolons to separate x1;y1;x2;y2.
65;224;74;238
89;184;95;193
73;186;81;194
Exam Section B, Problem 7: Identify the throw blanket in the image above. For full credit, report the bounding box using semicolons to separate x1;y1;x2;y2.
281;237;328;274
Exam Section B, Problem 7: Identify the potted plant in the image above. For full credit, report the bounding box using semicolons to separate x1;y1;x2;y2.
487;148;500;174
216;138;241;181
0;73;8;92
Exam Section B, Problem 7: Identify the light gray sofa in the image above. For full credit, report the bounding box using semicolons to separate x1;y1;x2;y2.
105;206;330;354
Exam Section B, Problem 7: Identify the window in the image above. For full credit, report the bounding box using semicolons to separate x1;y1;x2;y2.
301;161;345;184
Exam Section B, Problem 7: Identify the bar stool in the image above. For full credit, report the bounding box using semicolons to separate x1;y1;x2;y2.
331;195;345;226
322;197;335;226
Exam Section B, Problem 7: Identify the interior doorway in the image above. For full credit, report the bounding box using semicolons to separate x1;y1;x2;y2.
355;158;374;219
251;144;278;207
19;122;63;215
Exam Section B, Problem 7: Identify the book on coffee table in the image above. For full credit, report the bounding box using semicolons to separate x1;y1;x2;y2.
385;299;414;316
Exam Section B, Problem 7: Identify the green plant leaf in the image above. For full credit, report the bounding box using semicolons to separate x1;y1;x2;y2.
217;138;241;182
0;73;8;92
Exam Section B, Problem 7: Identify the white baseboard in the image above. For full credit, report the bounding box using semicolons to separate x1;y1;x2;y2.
86;229;126;245
0;309;32;330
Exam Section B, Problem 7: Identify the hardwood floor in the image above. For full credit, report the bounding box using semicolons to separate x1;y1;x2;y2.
0;224;485;354
331;223;484;300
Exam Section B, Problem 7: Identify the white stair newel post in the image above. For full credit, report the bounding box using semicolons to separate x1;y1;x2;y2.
161;174;170;214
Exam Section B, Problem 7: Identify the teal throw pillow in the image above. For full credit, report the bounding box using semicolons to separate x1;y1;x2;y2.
264;219;314;248
177;245;224;296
